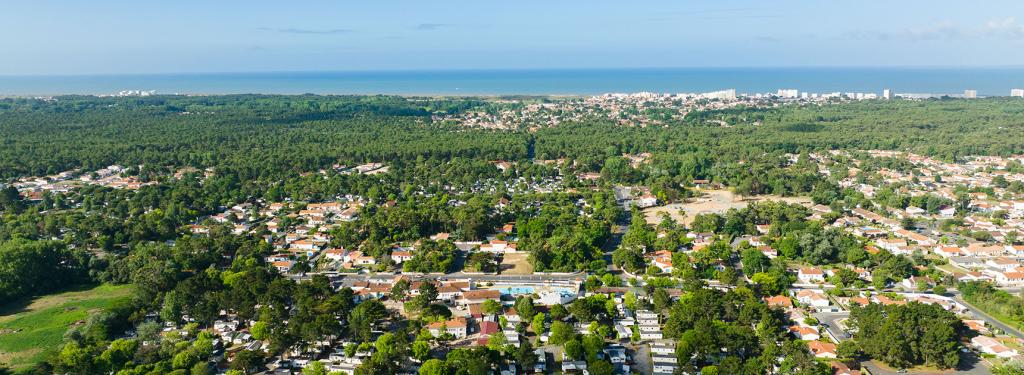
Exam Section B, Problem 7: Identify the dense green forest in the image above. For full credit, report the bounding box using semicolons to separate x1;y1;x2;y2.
3;96;1024;182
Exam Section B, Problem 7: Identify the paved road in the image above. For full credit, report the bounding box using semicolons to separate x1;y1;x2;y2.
328;272;587;286
950;293;1024;340
813;311;851;341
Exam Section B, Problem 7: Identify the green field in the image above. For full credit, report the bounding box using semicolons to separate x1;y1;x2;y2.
0;284;132;371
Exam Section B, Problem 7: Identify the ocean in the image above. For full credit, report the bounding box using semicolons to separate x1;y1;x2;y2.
1;67;1023;96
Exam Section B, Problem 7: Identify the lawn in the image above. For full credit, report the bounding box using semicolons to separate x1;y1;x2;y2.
0;284;133;371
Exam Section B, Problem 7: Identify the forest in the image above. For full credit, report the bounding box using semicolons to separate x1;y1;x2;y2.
1;94;1021;374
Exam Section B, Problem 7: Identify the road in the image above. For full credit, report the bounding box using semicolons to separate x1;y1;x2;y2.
813;311;851;341
950;292;1024;340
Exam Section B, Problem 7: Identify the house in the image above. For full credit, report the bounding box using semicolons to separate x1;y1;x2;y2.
875;238;908;252
636;310;659;325
503;308;522;324
461;289;501;305
986;257;1021;271
789;325;820;341
934;246;964;258
972;336;1019;358
428;318;468;339
995;271;1024;286
901;276;932;290
390;250;413;264
650;341;675;356
764;295;793;309
873;294;906;306
479;321;500;337
830;361;861;375
963;320;990;335
798;268;825;283
639;328;663;340
795;289;830;308
271;260;295;273
533;349;547;373
479;240;517;253
323;248;346;262
650;251;674;273
603;346;628;364
562;360;588;373
807;341;838;358
845;296;870;307
636;194;659;208
344;251;377;266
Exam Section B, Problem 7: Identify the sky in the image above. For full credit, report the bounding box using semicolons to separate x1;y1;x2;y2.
3;0;1024;75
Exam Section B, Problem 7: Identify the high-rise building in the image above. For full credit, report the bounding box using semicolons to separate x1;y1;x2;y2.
882;89;891;99
1011;89;1024;97
699;89;736;100
777;89;798;98
964;89;977;99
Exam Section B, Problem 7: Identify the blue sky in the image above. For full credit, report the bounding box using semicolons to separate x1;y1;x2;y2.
3;0;1024;75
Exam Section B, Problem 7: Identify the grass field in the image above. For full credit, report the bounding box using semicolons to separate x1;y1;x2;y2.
0;284;133;371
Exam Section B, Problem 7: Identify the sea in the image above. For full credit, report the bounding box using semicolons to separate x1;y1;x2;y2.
1;67;1023;97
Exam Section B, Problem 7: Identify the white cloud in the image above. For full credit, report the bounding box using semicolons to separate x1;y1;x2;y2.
845;17;1024;43
984;17;1024;39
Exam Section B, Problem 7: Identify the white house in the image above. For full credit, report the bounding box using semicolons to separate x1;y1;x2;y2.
795;289;830;308
798;268;825;283
428;318;468;339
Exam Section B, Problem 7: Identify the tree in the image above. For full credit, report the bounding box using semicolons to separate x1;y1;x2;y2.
582;334;605;362
531;313;546;335
172;349;200;369
57;342;92;374
837;340;861;359
549;321;575;345
550;304;568;320
652;288;671;313
191;362;212;375
375;332;399;358
564;339;584;360
303;361;328;375
589;360;615;375
98;338;137;372
514;296;536;321
750;272;787;295
740;247;770;275
848;302;963;369
418;359;448;375
390;279;410;300
349;300;387;342
481;299;502;315
251;321;271;341
412;340;431;361
231;350;262;374
700;365;720;375
487;332;508;352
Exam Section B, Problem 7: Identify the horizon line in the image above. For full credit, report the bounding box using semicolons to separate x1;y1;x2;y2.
5;64;1024;78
